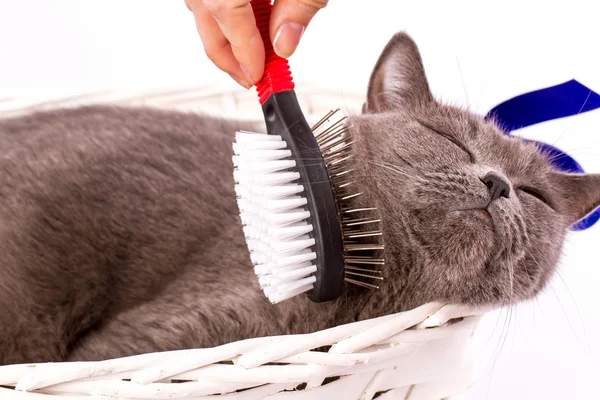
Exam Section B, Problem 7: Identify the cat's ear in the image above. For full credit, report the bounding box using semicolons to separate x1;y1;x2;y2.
551;172;600;226
363;32;434;114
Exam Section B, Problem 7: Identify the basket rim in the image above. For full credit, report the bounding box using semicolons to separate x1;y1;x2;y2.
0;303;490;397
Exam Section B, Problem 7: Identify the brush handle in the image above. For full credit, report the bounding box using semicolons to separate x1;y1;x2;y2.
249;0;345;303
250;0;295;104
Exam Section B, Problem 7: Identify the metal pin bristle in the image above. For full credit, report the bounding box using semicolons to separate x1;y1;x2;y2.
312;108;340;133
343;218;381;226
341;193;362;201
342;207;378;214
345;258;385;265
345;266;382;273
344;271;384;280
344;244;385;251
336;182;353;189
344;277;380;289
344;231;382;239
312;109;385;292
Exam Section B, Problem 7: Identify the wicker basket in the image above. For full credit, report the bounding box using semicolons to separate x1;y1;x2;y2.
0;86;491;399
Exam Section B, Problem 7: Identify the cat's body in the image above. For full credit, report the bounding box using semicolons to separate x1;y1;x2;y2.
1;33;599;365
0;107;350;363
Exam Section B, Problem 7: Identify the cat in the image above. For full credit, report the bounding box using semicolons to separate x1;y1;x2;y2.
0;32;598;366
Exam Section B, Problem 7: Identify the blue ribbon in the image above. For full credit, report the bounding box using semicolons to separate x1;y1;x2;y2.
485;79;600;231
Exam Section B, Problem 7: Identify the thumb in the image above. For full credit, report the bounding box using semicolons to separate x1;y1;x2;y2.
270;0;328;58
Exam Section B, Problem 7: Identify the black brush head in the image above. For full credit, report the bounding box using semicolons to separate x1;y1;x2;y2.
262;90;345;302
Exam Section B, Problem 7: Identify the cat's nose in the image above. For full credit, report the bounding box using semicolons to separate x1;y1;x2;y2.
481;171;511;201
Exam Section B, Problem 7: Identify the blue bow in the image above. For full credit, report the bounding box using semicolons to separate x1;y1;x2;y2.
485;79;600;231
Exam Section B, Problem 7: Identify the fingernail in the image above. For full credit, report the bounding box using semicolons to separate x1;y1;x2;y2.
231;73;252;89
239;64;255;87
273;22;305;58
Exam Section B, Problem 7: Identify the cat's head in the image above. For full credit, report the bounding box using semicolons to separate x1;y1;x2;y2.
351;32;600;308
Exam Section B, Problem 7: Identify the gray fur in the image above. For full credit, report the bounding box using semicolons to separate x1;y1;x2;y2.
0;32;598;365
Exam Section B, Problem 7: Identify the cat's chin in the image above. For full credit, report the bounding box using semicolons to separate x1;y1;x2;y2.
455;209;494;228
408;208;496;279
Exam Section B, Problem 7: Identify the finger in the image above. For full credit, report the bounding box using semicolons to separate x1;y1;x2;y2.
187;0;253;88
271;0;328;58
203;0;265;84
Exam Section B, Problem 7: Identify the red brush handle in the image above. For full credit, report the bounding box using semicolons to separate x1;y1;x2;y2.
251;0;295;104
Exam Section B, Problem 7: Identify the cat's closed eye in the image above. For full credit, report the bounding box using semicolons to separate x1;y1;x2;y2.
420;122;476;163
518;187;550;206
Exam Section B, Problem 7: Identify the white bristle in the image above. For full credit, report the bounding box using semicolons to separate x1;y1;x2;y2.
272;238;315;254
261;184;304;199
253;171;301;186
268;281;317;304
266;210;311;226
245;141;289;150
233;132;317;304
246;160;297;174
236;131;282;141
276;276;318;294
272;252;317;269
245;149;292;159
268;224;314;240
269;265;317;285
264;197;308;212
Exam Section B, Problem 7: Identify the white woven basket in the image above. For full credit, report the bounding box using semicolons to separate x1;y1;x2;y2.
0;85;491;399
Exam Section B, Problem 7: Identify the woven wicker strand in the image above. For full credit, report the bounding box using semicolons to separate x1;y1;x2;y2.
0;303;489;399
0;87;492;399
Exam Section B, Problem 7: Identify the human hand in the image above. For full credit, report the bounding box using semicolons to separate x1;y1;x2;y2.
185;0;328;89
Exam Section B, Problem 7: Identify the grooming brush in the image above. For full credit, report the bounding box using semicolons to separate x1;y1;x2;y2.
233;0;384;304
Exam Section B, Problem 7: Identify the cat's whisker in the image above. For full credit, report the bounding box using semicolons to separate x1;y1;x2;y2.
452;42;470;108
508;262;515;301
544;277;589;354
554;270;593;356
482;306;513;387
525;249;543;282
343;174;406;184
509;305;519;361
520;258;535;289
550;90;593;148
541;146;592;165
368;161;413;180
549;127;570;149
368;159;410;171
498;305;514;370
529;246;592;356
524;250;591;356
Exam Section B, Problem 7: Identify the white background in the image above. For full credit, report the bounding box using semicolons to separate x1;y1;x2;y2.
1;1;599;398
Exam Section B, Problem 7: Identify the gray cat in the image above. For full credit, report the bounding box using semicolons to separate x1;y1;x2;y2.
0;32;598;365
